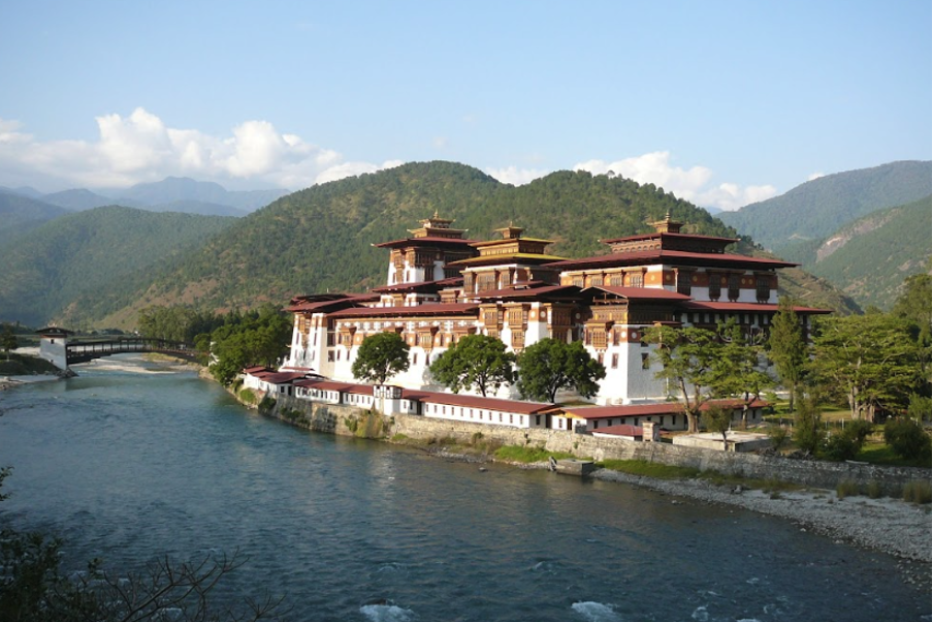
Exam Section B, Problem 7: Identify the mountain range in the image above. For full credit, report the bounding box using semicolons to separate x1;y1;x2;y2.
719;160;932;254
1;160;927;329
0;206;236;327
719;160;931;310
0;176;290;220
6;162;851;329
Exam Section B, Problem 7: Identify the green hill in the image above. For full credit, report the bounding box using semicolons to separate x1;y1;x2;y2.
720;160;932;253
0;192;69;245
52;161;856;329
803;197;932;310
0;206;236;327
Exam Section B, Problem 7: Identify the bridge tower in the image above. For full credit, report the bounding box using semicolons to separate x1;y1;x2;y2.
36;326;73;371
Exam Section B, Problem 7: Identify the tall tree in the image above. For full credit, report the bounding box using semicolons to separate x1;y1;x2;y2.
351;332;411;385
767;298;809;410
429;334;516;397
811;314;923;421
710;319;773;429
643;324;724;432
208;305;292;386
516;338;605;403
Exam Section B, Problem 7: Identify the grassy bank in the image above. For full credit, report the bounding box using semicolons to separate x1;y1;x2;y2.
0;352;60;376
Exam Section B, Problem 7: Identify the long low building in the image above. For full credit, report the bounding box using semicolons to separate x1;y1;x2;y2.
244;369;769;435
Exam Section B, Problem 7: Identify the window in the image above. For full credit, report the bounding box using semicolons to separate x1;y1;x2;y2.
413;353;418;365
628;273;644;288
756;276;771;302
641;353;650;370
677;272;692;295
611;353;619;369
728;274;741;301
708;275;721;301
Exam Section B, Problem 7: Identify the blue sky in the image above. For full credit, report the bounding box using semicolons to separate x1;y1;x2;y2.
1;0;929;210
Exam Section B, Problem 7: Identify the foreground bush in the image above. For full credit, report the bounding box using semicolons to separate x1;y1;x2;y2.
883;418;931;462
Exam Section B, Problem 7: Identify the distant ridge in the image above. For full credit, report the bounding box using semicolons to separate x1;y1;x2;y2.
46;161;857;329
0;206;237;327
720;160;932;253
800;197;931;310
0;192;69;245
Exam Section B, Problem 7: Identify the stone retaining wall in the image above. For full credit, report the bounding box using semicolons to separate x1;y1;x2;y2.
391;414;927;493
244;391;929;495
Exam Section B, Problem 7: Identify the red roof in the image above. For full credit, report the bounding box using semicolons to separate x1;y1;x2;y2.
564;398;769;420
328;302;480;319
243;365;273;374
683;301;831;315
285;293;379;313
584;286;692;301
373;236;478;248
548;249;797;271
294;378;373;395
414;391;553;415
564;403;682;420
260;371;308;385
600;231;737;245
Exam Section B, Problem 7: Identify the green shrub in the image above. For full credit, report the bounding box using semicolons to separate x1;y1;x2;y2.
238;388;256;405
257;396;276;413
822;430;863;461
902;480;932;504
847;419;875;442
884;418;931;462
836;479;861;499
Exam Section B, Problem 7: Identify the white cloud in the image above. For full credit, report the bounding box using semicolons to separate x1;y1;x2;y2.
485;152;776;210
0;108;398;191
808;172;825;181
485;166;550;186
572;152;776;211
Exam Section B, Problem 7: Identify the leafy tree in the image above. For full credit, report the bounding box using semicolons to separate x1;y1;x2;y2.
711;319;773;428
811;314;924;421
767;298;809;410
821;420;873;461
883;418;931;462
1;324;17;362
792;397;824;455
351;332;410;385
701;404;733;449
643;325;722;433
907;394;932;423
208;305;292;386
515;338;605;403
891;273;933;397
429;334;516;397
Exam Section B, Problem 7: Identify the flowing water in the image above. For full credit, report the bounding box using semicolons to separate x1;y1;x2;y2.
0;355;927;621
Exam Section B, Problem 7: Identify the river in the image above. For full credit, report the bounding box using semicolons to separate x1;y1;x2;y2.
0;355;927;621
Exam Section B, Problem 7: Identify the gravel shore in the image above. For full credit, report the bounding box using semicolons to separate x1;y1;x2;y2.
590;468;932;592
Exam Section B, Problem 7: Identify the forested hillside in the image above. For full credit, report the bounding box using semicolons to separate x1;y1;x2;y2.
720;160;931;253
0;192;69;245
0;206;236;326
803;197;932;310
54;161;856;329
